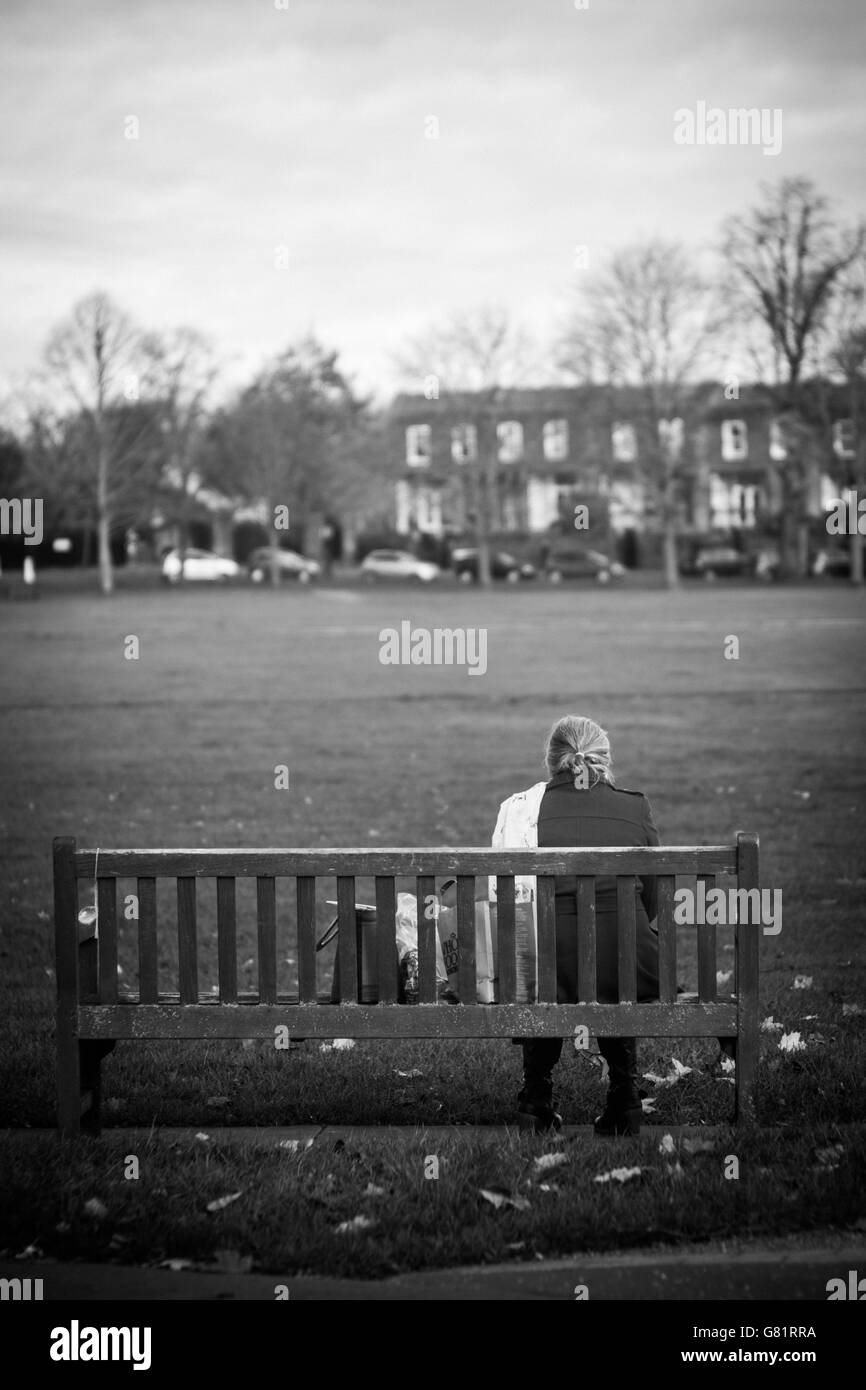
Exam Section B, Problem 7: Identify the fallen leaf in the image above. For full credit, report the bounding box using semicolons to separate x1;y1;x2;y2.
206;1191;243;1213
394;1068;424;1078
194;1132;211;1143
279;1138;314;1152
479;1187;531;1211
160;1258;194;1272
658;1133;676;1156
842;1003;863;1017
594;1167;642;1185
792;975;813;990
335;1215;378;1234
761;1017;783;1033
716;970;733;986
640;1097;657;1115
538;1183;561;1193
533;1152;567;1173
83;1198;108;1221
363;1183;386;1197
778;1031;806;1054
720;1054;736;1074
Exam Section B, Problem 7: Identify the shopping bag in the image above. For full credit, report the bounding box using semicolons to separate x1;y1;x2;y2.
435;885;496;1003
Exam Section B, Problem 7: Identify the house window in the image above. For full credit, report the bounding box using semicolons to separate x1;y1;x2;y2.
658;418;684;457
611;422;637;463
406;424;432;468
769;419;787;461
543;419;569;462
497;420;524;464
451;424;477;464
721;419;748;461
833;419;856;459
709;475;758;528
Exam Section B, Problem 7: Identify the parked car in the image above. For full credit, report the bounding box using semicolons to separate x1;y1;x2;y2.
691;544;751;580
161;548;240;584
451;547;536;583
545;546;625;584
359;549;440;583
246;547;320;584
812;547;852;578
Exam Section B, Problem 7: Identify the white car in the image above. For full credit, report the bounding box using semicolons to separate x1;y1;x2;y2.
359;549;440;583
161;548;241;584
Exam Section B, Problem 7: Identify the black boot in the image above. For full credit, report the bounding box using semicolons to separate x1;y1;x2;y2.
517;1039;563;1133
594;1037;642;1136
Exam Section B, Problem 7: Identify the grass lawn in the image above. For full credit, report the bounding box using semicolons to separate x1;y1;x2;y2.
0;578;864;1274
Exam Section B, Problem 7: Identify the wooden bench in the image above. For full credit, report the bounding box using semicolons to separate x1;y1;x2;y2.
53;833;760;1135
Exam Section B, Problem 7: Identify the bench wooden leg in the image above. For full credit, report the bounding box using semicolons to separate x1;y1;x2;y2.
57;1033;81;1137
58;1040;115;1138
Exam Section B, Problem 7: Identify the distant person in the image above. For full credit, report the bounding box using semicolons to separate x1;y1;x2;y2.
492;714;660;1136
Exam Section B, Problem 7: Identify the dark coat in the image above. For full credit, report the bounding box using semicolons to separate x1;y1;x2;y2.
536;772;660;1004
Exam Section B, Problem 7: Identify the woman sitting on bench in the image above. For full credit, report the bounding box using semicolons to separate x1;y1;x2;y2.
493;713;660;1136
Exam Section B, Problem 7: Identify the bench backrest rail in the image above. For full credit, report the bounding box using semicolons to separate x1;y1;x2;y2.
54;837;759;1012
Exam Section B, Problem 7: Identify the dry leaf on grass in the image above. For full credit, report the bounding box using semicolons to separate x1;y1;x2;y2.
761;1017;783;1033
533;1152;568;1173
83;1198;108;1221
335;1215;378;1234
479;1187;531;1211
206;1191;243;1213
792;975;813;990
394;1068;423;1078
594;1167;643;1185
778;1031;806;1054
658;1134;676;1155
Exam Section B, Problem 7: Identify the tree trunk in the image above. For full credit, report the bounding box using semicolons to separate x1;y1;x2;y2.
97;442;113;595
662;521;680;589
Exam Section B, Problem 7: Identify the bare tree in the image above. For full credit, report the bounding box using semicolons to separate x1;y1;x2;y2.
558;240;719;588
722;178;865;577
42;292;146;593
142;327;221;576
396;306;537;586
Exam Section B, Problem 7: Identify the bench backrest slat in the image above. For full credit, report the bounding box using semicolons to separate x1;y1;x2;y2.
616;877;637;1003
495;875;517;1003
656;875;678;1004
336;876;357;1002
256;876;277;1004
576;877;597;1002
138;877;158;1004
415;875;437;1003
536;877;557;1002
217;877;237;1003
375;876;399;1003
696;873;717;1003
456;875;476;1003
177;877;197;1004
97;878;118;1004
296;876;318;1004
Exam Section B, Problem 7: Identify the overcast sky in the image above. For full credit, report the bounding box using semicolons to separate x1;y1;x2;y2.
1;0;864;403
